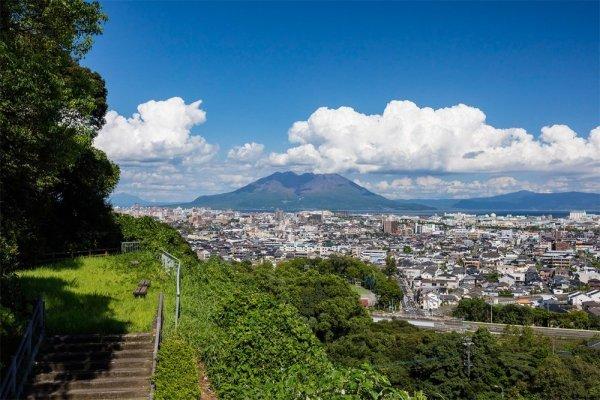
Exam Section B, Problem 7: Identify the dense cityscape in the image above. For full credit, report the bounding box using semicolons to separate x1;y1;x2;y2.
118;206;600;319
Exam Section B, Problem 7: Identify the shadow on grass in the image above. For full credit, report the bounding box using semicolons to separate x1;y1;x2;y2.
17;259;157;398
19;273;129;335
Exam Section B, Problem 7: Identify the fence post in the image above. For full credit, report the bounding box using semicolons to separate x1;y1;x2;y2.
10;358;16;395
160;251;181;327
175;261;181;327
26;325;32;365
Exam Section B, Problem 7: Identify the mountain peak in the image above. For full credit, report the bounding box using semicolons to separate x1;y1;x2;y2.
190;171;429;211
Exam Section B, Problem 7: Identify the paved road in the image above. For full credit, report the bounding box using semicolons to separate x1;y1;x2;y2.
373;313;600;340
396;274;421;315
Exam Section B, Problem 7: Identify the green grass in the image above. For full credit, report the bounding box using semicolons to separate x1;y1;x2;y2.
18;251;175;334
350;284;373;297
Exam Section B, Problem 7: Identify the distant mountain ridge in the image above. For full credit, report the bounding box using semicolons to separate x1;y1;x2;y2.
451;190;600;211
187;171;431;211
110;173;599;211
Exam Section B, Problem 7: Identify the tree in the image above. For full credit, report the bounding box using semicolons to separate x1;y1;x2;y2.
385;254;397;278
0;0;119;273
403;246;413;254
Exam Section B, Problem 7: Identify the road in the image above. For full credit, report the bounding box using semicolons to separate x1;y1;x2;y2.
373;313;600;340
396;273;421;315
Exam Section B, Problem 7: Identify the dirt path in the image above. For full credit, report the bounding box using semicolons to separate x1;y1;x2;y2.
198;361;217;400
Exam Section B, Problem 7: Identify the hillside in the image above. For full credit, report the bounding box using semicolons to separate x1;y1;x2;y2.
452;190;600;211
187;171;431;211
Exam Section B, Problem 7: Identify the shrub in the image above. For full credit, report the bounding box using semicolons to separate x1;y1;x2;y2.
154;334;200;400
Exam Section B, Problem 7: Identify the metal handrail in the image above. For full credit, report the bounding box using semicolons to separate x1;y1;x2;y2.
160;251;181;327
148;293;164;400
0;298;45;400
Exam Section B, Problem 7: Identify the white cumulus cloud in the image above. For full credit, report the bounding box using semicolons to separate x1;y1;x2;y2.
269;100;600;174
227;142;265;162
94;97;217;164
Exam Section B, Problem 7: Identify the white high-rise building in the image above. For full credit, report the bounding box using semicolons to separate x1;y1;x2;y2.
569;210;586;221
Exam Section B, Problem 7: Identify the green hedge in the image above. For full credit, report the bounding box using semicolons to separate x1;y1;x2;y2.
153;334;201;400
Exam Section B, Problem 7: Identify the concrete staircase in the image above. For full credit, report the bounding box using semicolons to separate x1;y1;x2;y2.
23;333;153;399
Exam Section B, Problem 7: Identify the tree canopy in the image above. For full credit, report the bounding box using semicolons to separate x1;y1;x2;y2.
0;0;120;273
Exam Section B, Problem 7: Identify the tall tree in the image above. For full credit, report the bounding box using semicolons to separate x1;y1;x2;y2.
0;0;119;273
385;253;397;278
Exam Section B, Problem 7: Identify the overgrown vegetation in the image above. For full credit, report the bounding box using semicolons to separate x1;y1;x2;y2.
326;319;600;399
277;256;403;309
453;298;600;330
153;334;201;400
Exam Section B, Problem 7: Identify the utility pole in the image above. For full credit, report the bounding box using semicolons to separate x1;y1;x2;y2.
463;337;473;379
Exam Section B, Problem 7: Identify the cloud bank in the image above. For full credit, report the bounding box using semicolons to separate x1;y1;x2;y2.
95;97;599;202
269;101;600;174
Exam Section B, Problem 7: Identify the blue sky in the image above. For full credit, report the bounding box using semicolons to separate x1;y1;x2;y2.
88;1;600;201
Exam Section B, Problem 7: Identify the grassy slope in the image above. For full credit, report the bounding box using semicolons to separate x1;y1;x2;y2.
350;284;374;297
17;251;174;334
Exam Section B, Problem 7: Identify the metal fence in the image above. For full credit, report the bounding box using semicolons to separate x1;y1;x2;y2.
160;251;181;327
121;241;142;253
38;247;119;264
0;299;45;400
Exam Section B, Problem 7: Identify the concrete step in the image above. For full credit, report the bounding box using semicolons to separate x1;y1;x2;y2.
25;332;154;400
42;340;154;353
33;366;151;383
25;387;150;400
35;357;152;373
46;333;152;345
40;349;153;363
28;376;149;392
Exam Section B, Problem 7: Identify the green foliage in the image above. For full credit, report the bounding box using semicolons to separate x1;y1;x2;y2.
453;298;600;329
154;334;201;400
533;355;600;400
403;246;413;254
327;320;600;400
281;255;403;308
0;0;120;272
243;263;370;342
385;254;397;278
121;217;423;399
117;214;195;260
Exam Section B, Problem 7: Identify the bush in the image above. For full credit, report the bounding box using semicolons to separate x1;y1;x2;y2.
279;256;403;308
153;334;200;400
